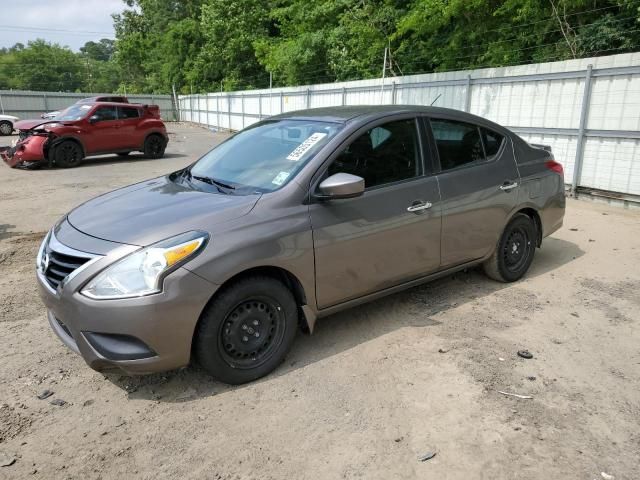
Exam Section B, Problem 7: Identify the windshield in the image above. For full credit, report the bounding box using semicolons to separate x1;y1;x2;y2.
188;119;342;194
55;104;93;121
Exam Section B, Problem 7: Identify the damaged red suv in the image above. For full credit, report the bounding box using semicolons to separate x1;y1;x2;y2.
1;102;168;168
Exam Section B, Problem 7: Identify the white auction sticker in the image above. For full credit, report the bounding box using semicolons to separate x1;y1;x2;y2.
286;132;327;161
272;171;290;186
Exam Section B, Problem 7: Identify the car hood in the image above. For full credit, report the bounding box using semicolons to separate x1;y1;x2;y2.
67;175;261;246
14;119;70;131
0;115;19;121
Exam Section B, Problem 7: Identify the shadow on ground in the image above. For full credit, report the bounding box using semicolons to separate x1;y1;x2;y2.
105;237;584;401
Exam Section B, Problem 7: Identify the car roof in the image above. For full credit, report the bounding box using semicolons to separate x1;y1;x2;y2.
270;105;510;133
85;102;141;107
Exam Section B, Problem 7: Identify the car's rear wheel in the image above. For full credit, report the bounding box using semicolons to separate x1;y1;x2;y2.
0;121;13;136
483;213;536;282
53;141;83;168
194;276;298;384
143;134;166;159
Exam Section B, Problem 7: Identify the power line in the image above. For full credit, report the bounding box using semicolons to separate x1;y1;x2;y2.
0;25;114;35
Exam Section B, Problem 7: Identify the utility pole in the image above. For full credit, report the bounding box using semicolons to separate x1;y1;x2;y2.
380;47;388;103
172;83;179;121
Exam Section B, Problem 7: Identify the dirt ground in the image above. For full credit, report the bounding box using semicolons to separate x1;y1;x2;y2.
0;123;639;480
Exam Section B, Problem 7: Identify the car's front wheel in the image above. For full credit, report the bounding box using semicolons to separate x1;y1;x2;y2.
483;213;536;282
53;140;83;168
194;276;298;384
0;121;13;136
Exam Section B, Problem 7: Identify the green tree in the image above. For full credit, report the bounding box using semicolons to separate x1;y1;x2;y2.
0;40;85;91
80;39;116;61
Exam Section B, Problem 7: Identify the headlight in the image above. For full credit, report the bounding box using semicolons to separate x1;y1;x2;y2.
36;230;51;273
81;231;208;300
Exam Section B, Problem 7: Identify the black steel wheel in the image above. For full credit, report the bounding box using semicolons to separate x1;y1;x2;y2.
483;213;536;282
219;298;286;369
53;140;83;168
0;121;13;136
195;276;298;384
143;134;166;159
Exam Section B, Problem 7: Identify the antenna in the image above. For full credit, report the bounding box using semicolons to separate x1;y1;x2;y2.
430;94;442;106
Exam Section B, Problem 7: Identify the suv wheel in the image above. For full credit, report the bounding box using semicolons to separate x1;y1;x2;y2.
0;121;13;136
194;276;298;384
53;140;83;168
483;213;536;282
143;134;166;159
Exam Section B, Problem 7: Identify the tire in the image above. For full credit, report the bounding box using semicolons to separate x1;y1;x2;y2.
53;140;83;168
143;134;166;159
483;213;537;282
194;276;298;384
117;152;130;157
0;121;13;136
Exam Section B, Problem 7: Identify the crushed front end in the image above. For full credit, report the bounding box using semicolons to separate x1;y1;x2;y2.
1;129;53;168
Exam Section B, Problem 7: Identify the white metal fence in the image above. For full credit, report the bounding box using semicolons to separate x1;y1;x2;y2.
0;90;176;121
179;52;640;199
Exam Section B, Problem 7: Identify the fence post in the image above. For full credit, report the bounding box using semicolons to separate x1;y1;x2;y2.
572;64;594;197
227;94;232;132
43;93;49;112
306;88;311;109
258;93;262;120
341;87;346;106
465;74;472;112
216;95;220;130
0;92;4;114
241;93;245;129
280;91;284;114
206;95;210;127
391;82;397;105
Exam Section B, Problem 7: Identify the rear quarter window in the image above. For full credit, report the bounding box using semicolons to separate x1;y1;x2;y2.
481;128;505;159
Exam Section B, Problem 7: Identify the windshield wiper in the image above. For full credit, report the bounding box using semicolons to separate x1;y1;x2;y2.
191;174;236;190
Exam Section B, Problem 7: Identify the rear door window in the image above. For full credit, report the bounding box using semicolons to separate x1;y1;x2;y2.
429;119;484;171
118;106;140;119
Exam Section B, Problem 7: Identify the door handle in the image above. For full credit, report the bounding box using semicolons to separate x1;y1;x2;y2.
407;201;433;213
499;181;519;191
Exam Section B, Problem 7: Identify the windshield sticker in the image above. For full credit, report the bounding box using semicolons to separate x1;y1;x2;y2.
286;132;327;161
272;171;290;186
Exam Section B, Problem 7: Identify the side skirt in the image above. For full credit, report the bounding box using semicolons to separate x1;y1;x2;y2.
315;259;483;320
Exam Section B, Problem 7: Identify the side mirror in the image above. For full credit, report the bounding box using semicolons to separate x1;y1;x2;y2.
316;173;365;200
89;115;100;124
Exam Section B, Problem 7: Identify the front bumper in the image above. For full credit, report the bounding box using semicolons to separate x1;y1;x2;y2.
37;226;218;375
1;136;47;168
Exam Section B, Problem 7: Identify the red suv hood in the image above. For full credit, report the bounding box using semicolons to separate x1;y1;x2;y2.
14;119;72;131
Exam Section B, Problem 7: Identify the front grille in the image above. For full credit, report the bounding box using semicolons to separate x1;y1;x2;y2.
44;249;91;290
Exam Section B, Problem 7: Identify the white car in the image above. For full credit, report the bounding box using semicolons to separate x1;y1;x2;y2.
41;111;60;120
0;114;19;136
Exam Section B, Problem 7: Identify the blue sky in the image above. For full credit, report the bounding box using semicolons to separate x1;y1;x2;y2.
0;0;126;51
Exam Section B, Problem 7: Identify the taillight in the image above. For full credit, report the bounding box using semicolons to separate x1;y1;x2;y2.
545;159;563;175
